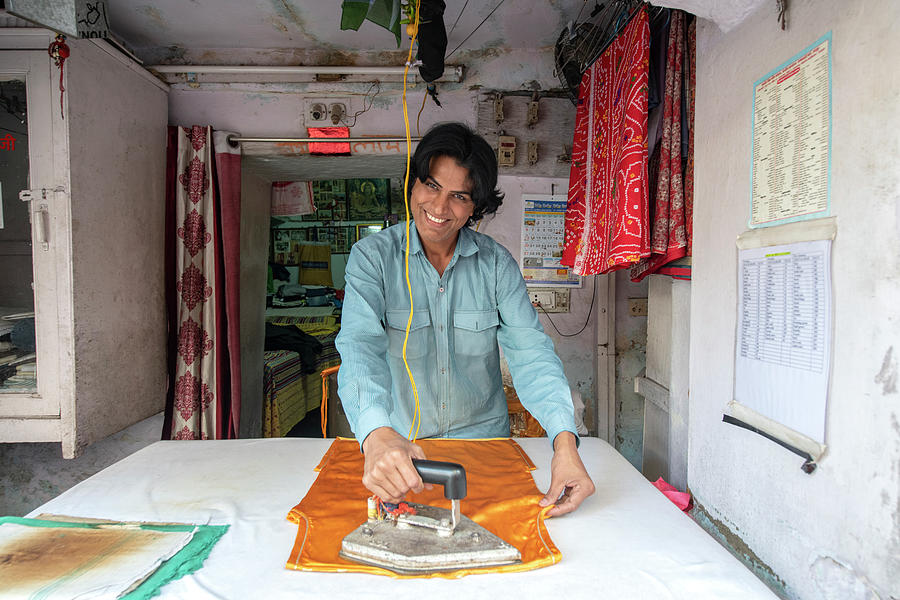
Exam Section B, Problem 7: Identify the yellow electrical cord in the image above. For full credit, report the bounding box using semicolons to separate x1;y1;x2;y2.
402;0;423;442
416;88;428;136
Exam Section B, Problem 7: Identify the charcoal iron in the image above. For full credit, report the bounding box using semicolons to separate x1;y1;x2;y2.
339;459;522;575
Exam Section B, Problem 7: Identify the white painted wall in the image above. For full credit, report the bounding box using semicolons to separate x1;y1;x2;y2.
690;1;900;598
66;40;169;451
615;271;648;469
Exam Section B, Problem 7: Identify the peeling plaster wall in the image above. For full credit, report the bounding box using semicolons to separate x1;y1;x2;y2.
690;0;900;598
166;48;563;146
615;271;648;470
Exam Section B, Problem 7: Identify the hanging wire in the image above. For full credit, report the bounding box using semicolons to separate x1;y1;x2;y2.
445;0;508;59
446;0;470;38
416;88;428;135
573;0;589;26
571;0;643;71
535;277;597;337
339;81;382;127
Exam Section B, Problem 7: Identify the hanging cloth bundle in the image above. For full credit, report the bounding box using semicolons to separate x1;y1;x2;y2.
416;0;447;107
415;0;446;82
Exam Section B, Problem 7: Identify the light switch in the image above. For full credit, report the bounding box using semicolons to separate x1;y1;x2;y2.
498;135;516;167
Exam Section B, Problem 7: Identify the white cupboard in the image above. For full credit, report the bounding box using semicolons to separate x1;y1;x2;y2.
0;29;168;457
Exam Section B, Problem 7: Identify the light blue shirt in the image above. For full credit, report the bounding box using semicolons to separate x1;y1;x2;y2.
335;222;577;447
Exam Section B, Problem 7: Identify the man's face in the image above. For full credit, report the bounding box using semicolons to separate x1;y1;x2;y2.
410;155;475;251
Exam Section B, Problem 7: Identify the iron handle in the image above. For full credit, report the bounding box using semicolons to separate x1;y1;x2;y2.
411;459;467;500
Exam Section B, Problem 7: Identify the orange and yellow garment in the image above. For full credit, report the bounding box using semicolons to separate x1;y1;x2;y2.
286;438;561;578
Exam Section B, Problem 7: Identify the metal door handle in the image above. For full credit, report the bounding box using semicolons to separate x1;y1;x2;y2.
34;203;49;251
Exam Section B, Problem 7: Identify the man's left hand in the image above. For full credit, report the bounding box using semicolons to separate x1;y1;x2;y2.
539;431;595;517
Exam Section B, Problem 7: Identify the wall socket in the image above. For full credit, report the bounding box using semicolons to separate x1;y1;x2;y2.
303;98;351;125
628;297;648;316
528;288;570;313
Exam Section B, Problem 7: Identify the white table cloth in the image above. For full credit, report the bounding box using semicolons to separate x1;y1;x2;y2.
29;437;777;599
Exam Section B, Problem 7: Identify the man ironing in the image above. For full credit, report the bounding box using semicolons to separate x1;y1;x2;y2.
335;122;594;517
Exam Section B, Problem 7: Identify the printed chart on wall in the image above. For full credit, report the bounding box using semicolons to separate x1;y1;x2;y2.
750;32;831;228
734;240;832;445
520;195;580;287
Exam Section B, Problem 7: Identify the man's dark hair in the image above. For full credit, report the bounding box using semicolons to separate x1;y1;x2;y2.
408;122;504;225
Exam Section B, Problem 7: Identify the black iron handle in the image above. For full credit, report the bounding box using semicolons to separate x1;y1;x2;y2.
411;459;467;500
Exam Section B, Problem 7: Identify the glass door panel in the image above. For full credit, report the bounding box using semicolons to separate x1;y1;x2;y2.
0;77;35;394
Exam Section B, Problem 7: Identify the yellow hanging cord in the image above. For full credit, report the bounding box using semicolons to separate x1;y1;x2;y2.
416;88;428;136
402;0;423;442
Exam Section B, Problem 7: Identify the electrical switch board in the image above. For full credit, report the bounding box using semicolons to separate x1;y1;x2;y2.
527;287;570;313
498;135;516;167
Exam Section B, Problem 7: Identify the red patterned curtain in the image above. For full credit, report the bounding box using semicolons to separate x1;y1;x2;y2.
561;9;651;275
163;126;242;440
630;10;691;282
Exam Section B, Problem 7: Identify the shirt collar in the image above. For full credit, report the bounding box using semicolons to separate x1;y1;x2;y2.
405;221;480;258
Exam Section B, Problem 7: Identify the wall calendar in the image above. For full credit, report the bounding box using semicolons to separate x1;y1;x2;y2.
520;195;580;287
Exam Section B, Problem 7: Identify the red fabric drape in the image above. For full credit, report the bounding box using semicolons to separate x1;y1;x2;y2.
684;17;696;257
631;10;688;282
164;126;241;440
561;9;650;276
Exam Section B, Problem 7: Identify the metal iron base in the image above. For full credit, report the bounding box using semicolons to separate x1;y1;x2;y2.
340;502;521;575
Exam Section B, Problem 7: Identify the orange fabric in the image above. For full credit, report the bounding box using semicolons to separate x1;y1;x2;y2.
504;385;547;438
319;365;341;438
286;438;561;578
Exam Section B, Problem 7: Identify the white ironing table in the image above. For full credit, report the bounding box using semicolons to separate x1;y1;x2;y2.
28;437;777;599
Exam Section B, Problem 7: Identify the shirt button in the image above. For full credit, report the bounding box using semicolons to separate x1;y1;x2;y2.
441;368;446;375
439;324;444;331
439;286;444;292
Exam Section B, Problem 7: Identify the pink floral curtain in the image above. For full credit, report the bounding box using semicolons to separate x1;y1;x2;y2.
163;126;241;440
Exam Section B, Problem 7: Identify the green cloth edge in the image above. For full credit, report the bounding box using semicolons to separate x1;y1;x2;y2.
0;516;229;600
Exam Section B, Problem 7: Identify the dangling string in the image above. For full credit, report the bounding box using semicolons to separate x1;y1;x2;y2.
48;34;70;120
402;0;424;442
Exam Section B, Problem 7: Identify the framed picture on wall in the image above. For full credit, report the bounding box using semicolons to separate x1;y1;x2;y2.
344;226;356;251
273;230;290;264
356;223;384;241
348;179;390;220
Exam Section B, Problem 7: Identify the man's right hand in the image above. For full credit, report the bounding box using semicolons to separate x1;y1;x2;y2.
361;427;430;502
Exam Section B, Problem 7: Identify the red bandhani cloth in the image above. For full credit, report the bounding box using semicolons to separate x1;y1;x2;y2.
562;9;650;276
631;10;688;282
307;126;351;154
684;17;696;257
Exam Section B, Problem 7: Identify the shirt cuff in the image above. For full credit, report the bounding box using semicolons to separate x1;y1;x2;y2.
544;418;580;449
355;407;394;451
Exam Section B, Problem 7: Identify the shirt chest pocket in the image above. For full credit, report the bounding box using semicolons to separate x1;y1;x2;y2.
453;309;500;357
385;309;432;359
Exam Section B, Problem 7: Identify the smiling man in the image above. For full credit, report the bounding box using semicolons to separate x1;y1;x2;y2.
335;122;594;517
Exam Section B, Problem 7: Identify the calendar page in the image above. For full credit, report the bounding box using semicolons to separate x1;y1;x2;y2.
520;195;581;287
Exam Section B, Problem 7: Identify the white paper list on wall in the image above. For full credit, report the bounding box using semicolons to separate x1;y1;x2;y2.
726;218;836;472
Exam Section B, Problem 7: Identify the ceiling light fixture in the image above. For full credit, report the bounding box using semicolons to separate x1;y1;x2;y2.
148;64;464;85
